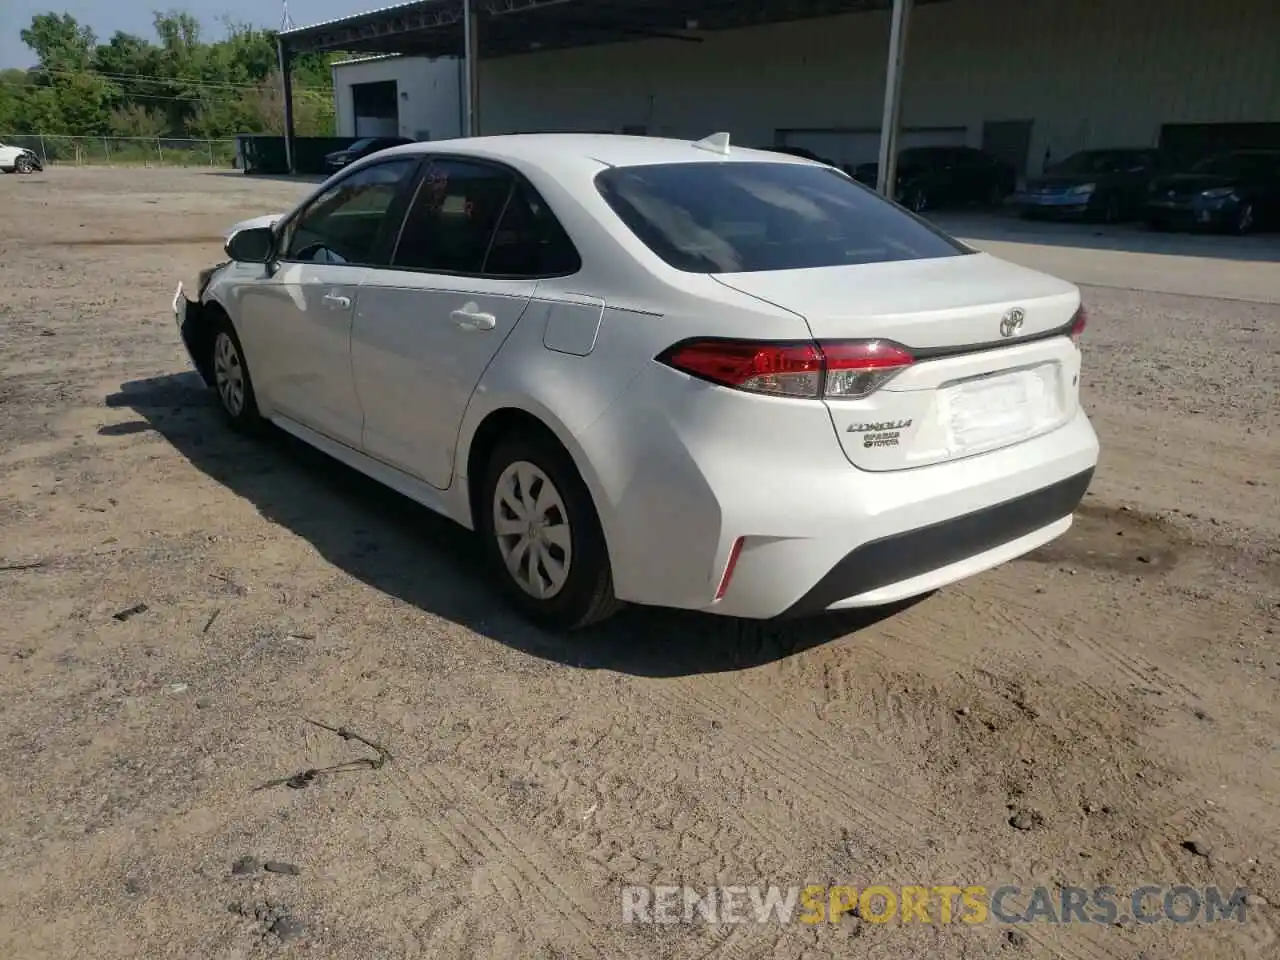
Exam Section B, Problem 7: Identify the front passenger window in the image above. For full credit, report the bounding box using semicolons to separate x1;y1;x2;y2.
281;159;416;266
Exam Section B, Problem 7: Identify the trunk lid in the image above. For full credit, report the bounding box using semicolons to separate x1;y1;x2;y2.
713;253;1083;471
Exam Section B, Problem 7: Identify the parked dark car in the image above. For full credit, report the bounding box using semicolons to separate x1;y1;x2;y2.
1014;148;1167;222
1144;149;1280;234
757;145;837;166
852;146;1016;212
322;137;414;172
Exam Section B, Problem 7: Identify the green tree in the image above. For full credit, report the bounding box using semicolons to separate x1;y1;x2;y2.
21;13;97;73
7;9;339;142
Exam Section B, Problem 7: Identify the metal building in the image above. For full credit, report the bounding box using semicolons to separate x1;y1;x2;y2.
286;0;1280;180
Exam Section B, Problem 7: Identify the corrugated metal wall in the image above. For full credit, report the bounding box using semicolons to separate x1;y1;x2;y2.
478;0;1280;174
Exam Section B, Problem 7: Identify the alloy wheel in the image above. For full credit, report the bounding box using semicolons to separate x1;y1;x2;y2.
491;460;573;599
213;331;246;417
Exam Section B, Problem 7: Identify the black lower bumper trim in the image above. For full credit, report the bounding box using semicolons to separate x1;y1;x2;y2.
782;468;1094;618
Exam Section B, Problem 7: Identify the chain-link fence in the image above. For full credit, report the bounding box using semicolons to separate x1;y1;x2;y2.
0;134;237;168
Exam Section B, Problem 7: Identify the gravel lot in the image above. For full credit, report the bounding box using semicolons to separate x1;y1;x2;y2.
1;167;1278;960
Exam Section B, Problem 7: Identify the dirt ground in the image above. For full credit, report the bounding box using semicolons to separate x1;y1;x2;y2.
1;167;1278;960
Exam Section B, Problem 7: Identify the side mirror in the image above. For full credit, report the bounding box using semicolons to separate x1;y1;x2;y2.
225;226;275;263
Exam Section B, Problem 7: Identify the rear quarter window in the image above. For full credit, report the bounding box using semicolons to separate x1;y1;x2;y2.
594;161;970;274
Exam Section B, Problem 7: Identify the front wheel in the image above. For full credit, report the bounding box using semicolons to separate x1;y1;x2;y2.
14;155;34;174
479;433;622;630
210;321;262;431
905;186;928;213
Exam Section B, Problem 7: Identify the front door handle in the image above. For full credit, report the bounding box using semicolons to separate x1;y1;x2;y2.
322;293;352;309
450;308;497;331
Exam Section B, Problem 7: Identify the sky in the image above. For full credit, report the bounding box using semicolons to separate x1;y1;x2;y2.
1;0;362;67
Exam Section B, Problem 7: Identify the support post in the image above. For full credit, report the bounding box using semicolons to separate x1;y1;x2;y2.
462;0;480;136
875;0;913;199
277;38;296;173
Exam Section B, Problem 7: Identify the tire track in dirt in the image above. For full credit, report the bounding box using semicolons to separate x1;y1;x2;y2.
642;679;941;867
379;760;622;958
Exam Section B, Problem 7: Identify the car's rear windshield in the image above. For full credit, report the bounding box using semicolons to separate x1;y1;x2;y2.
594;161;970;274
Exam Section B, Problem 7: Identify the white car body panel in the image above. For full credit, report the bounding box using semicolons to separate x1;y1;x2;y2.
191;133;1099;620
352;270;539;487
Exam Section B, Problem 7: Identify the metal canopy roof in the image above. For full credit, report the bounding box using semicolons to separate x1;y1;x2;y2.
281;0;947;59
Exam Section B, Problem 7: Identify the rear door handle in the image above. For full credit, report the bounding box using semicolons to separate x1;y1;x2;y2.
450;308;497;331
322;293;352;309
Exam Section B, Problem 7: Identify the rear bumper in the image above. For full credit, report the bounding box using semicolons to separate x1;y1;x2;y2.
782;468;1092;616
579;353;1099;619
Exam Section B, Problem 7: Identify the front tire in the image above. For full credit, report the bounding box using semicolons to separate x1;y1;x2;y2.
209;319;262;431
479;432;622;630
14;155;34;174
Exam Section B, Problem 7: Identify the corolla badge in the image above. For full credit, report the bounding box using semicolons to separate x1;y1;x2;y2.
999;307;1025;338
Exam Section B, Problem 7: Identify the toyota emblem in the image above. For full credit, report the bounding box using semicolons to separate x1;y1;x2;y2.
999;307;1025;338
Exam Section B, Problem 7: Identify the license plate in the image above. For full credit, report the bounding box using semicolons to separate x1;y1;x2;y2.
939;367;1059;453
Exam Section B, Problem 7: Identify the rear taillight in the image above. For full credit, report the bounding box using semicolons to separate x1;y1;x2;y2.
1069;305;1087;344
821;340;916;399
657;338;913;400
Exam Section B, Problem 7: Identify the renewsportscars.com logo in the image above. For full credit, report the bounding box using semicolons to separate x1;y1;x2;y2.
621;884;1255;926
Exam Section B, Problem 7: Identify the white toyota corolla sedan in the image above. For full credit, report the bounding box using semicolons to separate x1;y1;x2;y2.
173;132;1098;629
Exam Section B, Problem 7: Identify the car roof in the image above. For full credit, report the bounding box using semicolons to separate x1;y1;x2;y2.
373;132;815;170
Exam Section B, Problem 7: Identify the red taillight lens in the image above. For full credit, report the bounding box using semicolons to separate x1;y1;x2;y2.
1069;305;1087;344
657;338;913;400
656;339;824;397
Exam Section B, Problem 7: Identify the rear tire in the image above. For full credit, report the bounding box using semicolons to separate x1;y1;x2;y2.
479;432;622;630
209;317;262;432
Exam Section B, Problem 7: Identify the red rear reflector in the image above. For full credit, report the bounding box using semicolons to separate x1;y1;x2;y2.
715;536;745;600
658;338;913;399
1069;305;1087;343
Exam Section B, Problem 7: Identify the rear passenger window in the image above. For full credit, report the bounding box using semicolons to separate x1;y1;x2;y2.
392;159;580;277
392;159;512;274
484;182;581;277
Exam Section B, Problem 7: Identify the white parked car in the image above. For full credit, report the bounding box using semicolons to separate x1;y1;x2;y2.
173;132;1098;629
0;142;42;174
